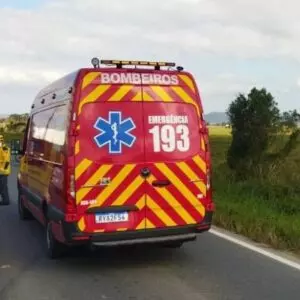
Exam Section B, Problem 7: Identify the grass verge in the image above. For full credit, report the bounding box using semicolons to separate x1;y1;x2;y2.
209;126;300;254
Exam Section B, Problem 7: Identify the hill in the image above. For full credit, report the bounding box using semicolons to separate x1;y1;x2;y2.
204;112;228;124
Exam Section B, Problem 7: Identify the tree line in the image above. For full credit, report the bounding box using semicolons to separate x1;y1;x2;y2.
0;113;29;134
226;87;300;180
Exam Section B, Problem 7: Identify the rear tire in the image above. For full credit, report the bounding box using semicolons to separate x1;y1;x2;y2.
46;221;66;259
18;192;33;220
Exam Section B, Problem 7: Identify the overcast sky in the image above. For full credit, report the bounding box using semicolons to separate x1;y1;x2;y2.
0;0;300;115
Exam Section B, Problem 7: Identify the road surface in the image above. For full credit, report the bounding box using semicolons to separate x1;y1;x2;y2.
0;168;299;300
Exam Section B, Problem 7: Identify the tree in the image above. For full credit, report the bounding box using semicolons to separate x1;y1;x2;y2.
281;110;300;130
275;109;300;160
226;87;280;178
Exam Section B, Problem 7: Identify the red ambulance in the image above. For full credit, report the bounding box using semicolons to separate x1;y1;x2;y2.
17;59;214;258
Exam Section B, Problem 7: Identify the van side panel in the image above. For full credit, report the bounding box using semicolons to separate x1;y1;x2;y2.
25;104;69;215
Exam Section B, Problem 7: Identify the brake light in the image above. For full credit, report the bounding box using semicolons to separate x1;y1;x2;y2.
69;174;75;198
206;168;213;209
65;168;78;222
206;169;211;190
65;136;77;221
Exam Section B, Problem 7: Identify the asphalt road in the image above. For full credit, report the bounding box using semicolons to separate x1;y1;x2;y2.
0;168;300;300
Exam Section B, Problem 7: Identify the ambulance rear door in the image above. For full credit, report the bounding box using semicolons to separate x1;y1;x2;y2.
141;71;208;230
74;70;147;234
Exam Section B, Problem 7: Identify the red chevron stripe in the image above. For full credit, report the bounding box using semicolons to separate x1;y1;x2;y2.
145;207;166;228
162;86;186;103
187;158;207;178
80;81;102;99
147;86;166;101
177;77;197;95
147;168;190;224
99;167;143;207
77;165;124;201
152;164;202;220
167;162;204;198
75;161;104;185
146;186;185;225
119;87;140;102
179;84;202;113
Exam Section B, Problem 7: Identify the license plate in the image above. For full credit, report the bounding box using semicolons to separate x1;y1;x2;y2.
95;212;129;224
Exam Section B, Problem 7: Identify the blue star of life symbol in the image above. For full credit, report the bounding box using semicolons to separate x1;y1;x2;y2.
93;111;136;154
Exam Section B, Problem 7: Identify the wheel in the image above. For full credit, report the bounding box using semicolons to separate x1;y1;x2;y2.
46;221;66;259
18;192;33;220
162;241;184;248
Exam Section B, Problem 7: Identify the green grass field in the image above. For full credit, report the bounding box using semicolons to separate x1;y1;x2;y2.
209;126;300;254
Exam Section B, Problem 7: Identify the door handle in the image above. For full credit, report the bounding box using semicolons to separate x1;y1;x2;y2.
152;179;171;187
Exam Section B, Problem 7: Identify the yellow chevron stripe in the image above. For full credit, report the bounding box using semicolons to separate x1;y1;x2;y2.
78;217;86;231
136;196;146;210
132;91;154;101
79;85;111;114
82;72;101;90
143;91;154;101
147;196;176;227
155;163;205;216
112;175;144;206
171;86;200;116
193;155;207;174
75;158;92;180
132;91;142;102
151;86;173;102
179;74;196;93
136;218;146;230
76;165;113;203
176;162;206;196
91;164;136;207
145;218;155;229
94;229;105;233
108;85;133;101
147;175;195;224
75;141;80;155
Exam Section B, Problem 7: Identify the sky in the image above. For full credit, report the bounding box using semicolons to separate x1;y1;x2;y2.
0;0;300;115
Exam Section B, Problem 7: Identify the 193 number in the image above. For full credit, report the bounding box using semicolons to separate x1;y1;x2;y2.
149;125;190;152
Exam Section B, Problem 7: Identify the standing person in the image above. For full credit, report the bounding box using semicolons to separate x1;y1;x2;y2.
0;135;11;205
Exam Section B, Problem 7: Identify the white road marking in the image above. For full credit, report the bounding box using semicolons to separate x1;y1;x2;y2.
209;228;300;272
0;265;11;269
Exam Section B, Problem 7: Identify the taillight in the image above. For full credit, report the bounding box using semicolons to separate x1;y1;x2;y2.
65;167;78;222
206;168;214;210
69;174;75;198
206;169;211;190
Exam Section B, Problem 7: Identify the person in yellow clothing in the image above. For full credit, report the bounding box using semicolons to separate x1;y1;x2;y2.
0;135;11;205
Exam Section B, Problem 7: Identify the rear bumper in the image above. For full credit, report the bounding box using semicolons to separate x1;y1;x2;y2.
62;211;213;246
92;233;197;247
